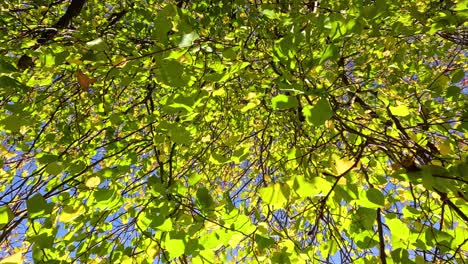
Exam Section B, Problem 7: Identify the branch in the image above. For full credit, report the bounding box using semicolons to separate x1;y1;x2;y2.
376;208;387;264
435;189;468;223
38;0;87;43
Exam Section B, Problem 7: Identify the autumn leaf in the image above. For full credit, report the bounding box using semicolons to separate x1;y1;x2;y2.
76;70;96;91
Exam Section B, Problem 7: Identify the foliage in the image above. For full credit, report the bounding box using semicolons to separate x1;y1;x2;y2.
0;0;467;263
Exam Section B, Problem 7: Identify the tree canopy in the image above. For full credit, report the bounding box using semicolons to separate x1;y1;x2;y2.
0;0;467;263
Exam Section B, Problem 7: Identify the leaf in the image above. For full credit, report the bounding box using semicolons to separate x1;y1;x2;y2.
288;175;331;198
271;94;298;110
196;187;214;209
85;176;101;188
86;38;107;51
334;158;354;175
0;76;27;92
0;58;17;73
259;183;290;208
158;59;187;87
303;98;333;126
0;205;13;229
45;161;63;175
155;218;173;231
1;115;22;132
0;252;23;264
178;31;199;48
451;69;465;83
76;70;96;91
91;189;120;210
386;217;410;248
165;238;185;259
262;9;279;19
59;205;85;223
351;207;376;232
27;194;51;219
389;105;410;117
365;188;385;207
255;234;275;249
169;125;192;144
319;44;339;64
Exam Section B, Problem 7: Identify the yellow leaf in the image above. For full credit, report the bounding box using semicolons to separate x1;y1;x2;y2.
59;205;85;223
334;158;354;175
0;252;23;264
389;105;410;117
114;55;128;68
85;176;101;188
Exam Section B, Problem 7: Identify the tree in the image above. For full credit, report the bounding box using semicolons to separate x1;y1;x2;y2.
0;0;467;263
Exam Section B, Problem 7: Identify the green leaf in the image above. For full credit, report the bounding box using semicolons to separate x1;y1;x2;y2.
196;187;214;209
303;98;333;126
165;238;185;259
90;189;120;210
259;183;290;208
271;94;298;110
45;161;63;175
319;44;339;64
451;69;465;83
1;115;22;132
27;194;51;219
365;188;385;208
386;217;410;248
0;58;17;73
0;205;13;229
0;76;27;92
288;175;331;198
169;125;192;144
155;218;173;231
262;9;279;20
158;59;188;87
255;234;275;249
351;207;375;231
59;205;85;223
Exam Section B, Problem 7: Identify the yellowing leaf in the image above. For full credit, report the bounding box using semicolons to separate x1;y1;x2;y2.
85;176;101;188
0;252;23;264
334;158;354;175
59;205;85;223
436;139;452;155
389;105;410;117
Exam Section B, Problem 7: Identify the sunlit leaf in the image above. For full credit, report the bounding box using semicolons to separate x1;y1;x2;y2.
0;252;23;264
303;98;333;126
271;94;298;110
259;183;290;208
389;105;410;117
0;205;13;229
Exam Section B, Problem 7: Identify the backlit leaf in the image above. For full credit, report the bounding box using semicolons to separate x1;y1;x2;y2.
303;98;333;126
390;105;410;117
